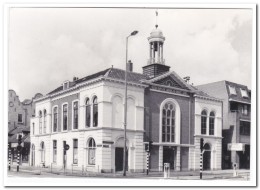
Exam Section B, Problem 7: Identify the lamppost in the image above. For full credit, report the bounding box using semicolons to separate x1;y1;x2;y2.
123;30;138;176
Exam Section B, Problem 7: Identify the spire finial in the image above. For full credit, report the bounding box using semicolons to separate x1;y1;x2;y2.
155;10;158;28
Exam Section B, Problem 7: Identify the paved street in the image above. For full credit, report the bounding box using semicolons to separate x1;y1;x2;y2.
7;166;250;180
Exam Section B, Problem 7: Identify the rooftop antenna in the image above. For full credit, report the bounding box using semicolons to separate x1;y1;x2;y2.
155;9;158;28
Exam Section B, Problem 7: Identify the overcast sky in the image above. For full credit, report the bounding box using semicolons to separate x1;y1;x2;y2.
8;7;253;101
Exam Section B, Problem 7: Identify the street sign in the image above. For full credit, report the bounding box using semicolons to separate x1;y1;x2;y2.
65;144;70;150
227;143;245;151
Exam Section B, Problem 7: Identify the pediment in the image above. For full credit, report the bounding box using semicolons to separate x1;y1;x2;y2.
154;76;187;89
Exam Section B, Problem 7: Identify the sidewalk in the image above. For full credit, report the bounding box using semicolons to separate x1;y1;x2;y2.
7;165;250;180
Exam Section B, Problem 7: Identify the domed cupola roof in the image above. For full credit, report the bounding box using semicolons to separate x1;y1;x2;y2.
148;25;165;43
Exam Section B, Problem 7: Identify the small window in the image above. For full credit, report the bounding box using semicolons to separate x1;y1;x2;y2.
242;105;248;115
18;114;23;123
229;85;237;95
240;121;250;136
240;89;248;98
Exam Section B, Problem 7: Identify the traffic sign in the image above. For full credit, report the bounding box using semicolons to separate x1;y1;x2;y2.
65;144;70;150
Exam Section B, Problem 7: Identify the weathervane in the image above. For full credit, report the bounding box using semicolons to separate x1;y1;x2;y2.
155;10;158;28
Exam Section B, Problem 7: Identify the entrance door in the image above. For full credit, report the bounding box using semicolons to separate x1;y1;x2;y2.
115;148;128;171
203;151;211;170
163;147;175;170
239;145;250;169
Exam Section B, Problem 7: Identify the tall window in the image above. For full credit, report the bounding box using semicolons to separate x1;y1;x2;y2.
85;98;91;127
53;107;58;132
93;97;98;127
73;139;78;164
88;138;96;165
63;104;68;131
53;140;57;163
201;110;207;135
43;109;47;134
240;121;250;135
209;111;215;135
40;141;45;162
39;111;42;134
73;102;78;129
32;123;35;135
162;102;175;142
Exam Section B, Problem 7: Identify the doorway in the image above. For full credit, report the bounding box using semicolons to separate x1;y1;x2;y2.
203;151;211;170
115;147;128;172
163;147;175;170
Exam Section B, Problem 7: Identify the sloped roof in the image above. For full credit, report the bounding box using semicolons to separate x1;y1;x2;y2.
8;133;29;143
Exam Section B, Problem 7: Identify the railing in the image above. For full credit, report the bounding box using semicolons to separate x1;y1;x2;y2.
147;58;165;65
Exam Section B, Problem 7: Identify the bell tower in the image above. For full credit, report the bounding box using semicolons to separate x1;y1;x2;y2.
143;11;170;78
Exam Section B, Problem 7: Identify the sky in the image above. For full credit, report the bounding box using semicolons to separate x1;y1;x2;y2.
8;7;253;101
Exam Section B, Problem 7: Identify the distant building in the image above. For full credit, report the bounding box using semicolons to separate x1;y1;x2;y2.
8;89;43;165
197;81;251;169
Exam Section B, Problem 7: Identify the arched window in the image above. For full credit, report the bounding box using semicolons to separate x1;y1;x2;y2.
40;141;45;163
93;96;98;127
162;102;175;142
209;111;215;135
201;110;207;135
53;107;58;132
43;109;47;134
88;138;96;165
39;111;42;134
85;98;90;127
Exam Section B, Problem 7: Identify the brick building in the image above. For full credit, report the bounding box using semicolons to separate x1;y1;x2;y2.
29;25;223;172
197;81;251;169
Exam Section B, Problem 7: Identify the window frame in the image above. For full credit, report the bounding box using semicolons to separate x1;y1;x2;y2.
209;111;215;135
39;111;42;134
228;85;237;95
85;98;91;128
62;103;68;131
18;113;23;123
73;139;78;165
201;110;207;135
240;88;248;98
72;100;79;130
53;140;57;163
161;102;176;143
52;106;58;133
92;96;98;127
88;138;96;165
43;109;47;134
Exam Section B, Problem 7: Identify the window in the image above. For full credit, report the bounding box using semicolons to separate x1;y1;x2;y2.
40;141;45;162
209;112;215;135
162;102;175;142
53;107;58;132
32;123;35;135
39;111;42;134
242;105;248;115
240;89;248;98
229;85;237;95
63;104;68;131
18;114;23;123
88;138;96;165
43;109;47;134
53;140;57;163
240;121;250;136
93;97;98;127
85;98;91;127
201;110;207;135
73;101;78;129
73;139;78;164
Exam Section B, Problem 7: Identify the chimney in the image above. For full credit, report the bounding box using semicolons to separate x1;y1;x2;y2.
127;60;133;72
73;77;78;81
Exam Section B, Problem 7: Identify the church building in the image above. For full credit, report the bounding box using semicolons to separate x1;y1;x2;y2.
30;22;223;172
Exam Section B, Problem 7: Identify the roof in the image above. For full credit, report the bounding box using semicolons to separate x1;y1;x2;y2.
8;126;30;135
48;68;148;95
8;133;29;143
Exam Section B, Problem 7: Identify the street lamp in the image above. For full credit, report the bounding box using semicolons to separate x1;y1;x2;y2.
123;30;138;176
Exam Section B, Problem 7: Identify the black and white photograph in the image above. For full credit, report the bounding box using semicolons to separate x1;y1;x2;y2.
2;2;256;187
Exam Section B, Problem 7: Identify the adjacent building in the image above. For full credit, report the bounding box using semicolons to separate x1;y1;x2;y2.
197;81;251;169
8;89;43;165
30;24;223;172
